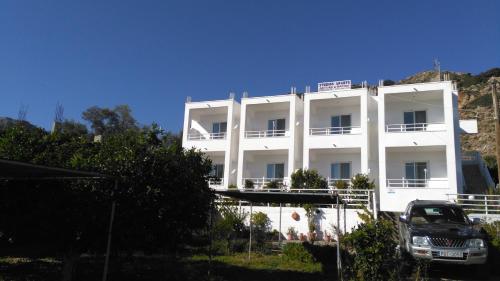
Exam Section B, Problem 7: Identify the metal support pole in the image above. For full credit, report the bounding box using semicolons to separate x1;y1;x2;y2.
248;202;253;260
208;198;214;278
343;203;346;234
278;203;282;246
372;191;378;220
492;83;500;183
336;196;342;281
102;180;117;281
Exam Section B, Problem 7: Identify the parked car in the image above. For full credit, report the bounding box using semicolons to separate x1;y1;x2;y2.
399;200;487;264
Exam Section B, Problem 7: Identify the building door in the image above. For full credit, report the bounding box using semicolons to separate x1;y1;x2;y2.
267;119;285;136
331;115;351;134
212;122;227;139
331;162;351;179
405;162;427;187
267;163;285;179
403;111;426;131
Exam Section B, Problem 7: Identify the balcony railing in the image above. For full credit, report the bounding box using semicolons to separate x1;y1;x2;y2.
188;132;227;140
208;178;224;188
447;193;500;217
327;178;351;188
386;178;448;188
245;129;288;138
243;178;286;189
309;126;361;136
385;123;445;133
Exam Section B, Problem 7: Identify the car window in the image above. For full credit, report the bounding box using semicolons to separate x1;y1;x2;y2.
410;206;468;224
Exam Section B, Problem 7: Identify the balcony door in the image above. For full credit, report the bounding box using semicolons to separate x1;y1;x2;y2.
266;163;285;179
403;111;426;131
267;119;285;136
331;162;351;180
212;122;227;139
331;115;351;134
210;164;224;180
405;162;427;187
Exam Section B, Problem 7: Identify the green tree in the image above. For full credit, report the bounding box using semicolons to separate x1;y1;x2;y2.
291;169;328;190
350;174;375;190
82;105;138;135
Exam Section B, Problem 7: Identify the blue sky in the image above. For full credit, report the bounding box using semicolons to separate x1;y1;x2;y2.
0;0;499;132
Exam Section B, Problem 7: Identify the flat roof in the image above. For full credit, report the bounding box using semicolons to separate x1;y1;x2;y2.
215;190;343;204
0;159;111;180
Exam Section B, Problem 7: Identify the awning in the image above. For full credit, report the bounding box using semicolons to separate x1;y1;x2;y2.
215;190;343;204
0;159;111;180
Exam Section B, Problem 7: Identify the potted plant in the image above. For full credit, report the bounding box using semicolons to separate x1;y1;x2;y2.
299;233;306;241
244;179;254;189
286;227;297;240
291;211;300;221
307;221;316;242
324;231;332;243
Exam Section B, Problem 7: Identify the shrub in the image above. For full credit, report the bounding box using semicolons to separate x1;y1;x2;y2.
335;180;349;189
265;180;280;189
214;205;248;254
291;169;328;190
244;179;254;189
287;227;297;238
251;212;272;233
350;174;375;190
343;209;397;281
282;242;315;263
228;184;237;189
483;221;500;250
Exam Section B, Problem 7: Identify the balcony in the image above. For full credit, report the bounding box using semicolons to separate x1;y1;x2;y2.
208;178;225;189
386;178;448;188
245;129;289;138
309;126;361;136
242;177;287;189
385;122;445;133
188;132;227;140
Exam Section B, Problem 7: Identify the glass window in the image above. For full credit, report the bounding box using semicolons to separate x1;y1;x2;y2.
267;163;285;178
331;162;351;179
405;162;427;187
403;111;427;131
331;115;351;134
267;119;286;136
210;164;224;178
212;122;227;138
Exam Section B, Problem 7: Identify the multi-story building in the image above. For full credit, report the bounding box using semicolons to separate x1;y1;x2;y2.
303;85;378;188
182;80;488;219
182;97;240;189
236;93;303;189
377;81;464;212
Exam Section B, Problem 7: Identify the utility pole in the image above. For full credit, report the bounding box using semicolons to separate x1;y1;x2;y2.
492;82;500;186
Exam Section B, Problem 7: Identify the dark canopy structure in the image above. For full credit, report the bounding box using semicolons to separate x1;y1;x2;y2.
0;159;109;180
0;158;115;281
215;190;343;204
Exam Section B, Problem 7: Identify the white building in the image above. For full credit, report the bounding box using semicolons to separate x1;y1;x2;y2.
377;81;463;212
182;97;240;189
237;93;303;189
182;80;487;221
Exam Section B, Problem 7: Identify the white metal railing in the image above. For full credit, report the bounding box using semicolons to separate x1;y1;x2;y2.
208;178;224;187
309;126;361;136
386;178;448;188
385;123;445;132
447;193;500;216
188;132;227;140
327;178;351;188
243;178;286;189
244;130;288;138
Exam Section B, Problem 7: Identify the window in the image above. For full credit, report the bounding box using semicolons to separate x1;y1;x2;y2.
212;122;227;139
331;162;351;179
405;162;427;187
267;119;286;136
331;115;351;134
266;163;285;179
210;164;224;179
403;111;426;131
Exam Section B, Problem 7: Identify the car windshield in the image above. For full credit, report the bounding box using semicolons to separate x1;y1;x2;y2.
409;206;469;225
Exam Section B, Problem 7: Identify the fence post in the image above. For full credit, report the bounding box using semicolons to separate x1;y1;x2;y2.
372;191;378;220
485;196;488;218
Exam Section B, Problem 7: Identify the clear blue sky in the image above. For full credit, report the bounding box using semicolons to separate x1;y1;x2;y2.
1;0;499;132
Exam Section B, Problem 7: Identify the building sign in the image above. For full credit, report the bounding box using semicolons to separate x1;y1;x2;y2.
318;80;352;92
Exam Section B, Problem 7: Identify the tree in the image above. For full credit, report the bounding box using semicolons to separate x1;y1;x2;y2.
82;105;138;135
350;174;376;190
291;168;328;189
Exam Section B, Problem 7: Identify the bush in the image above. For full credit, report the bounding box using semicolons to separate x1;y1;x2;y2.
282;243;315;263
228;184;237;189
334;180;349;189
265;180;280;189
483;221;500;250
484;155;498;184
350;174;375;190
343;210;397;281
214;205;248;254
244;179;254;189
251;212;272;233
291;169;328;190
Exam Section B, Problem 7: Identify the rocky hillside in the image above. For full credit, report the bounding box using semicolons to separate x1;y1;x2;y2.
396;68;500;156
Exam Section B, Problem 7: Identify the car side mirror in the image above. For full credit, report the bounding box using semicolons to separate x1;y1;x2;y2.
472;218;481;225
399;215;407;223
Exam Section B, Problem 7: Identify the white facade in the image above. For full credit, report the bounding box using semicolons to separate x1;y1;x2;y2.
182;80;467;214
182;98;240;189
377;81;463;212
